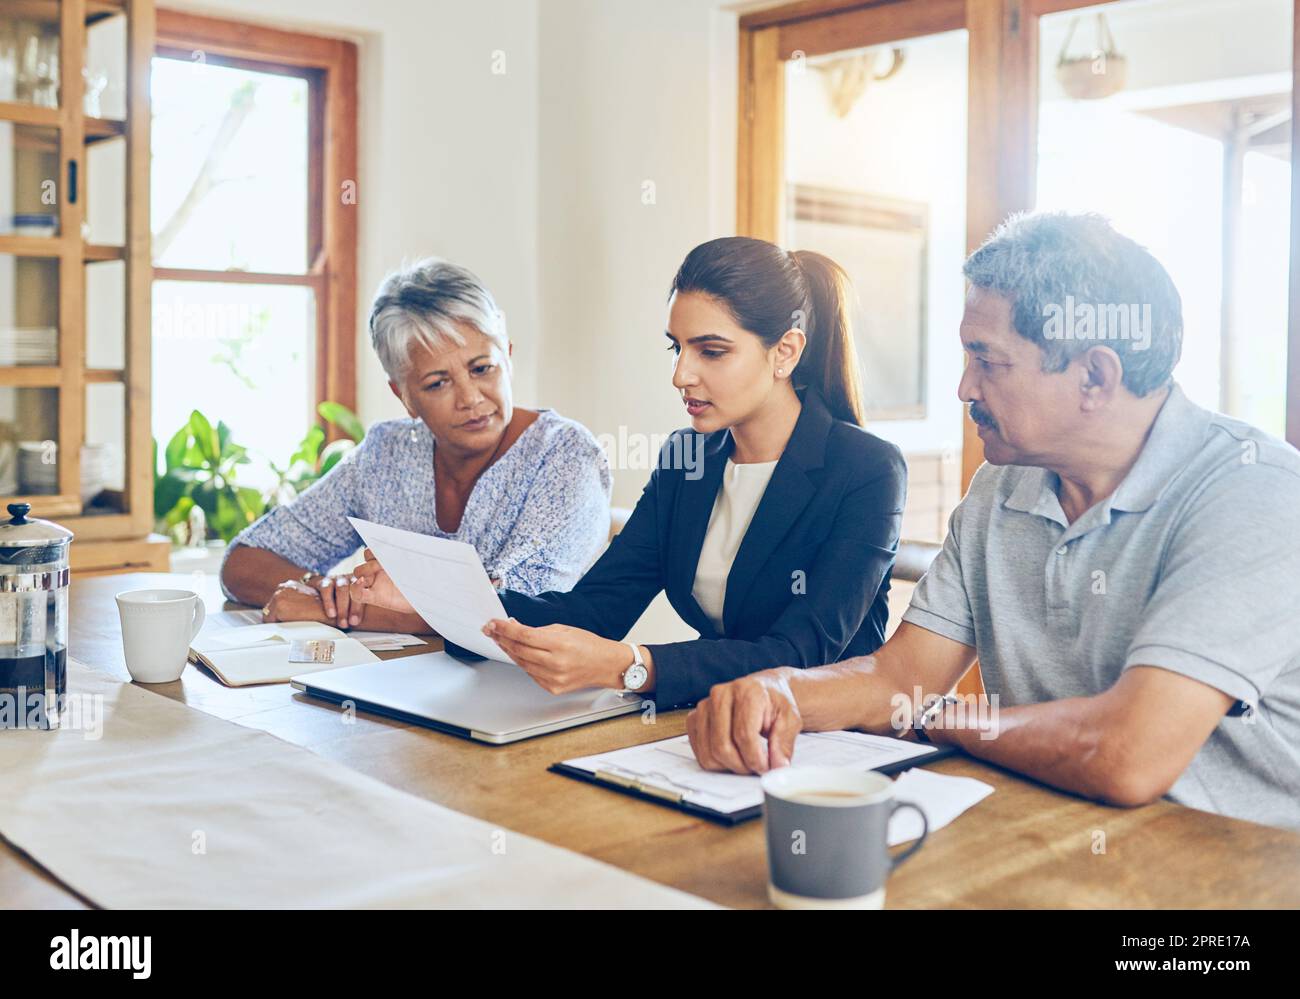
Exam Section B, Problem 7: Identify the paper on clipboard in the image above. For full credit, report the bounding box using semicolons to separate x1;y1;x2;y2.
347;517;514;664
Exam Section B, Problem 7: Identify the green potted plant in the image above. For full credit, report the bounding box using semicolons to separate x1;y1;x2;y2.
266;402;366;509
153;402;366;546
153;410;266;545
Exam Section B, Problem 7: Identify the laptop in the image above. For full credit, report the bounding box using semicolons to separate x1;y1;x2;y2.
290;650;642;744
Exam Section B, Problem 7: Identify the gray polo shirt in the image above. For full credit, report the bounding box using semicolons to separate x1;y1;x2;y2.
904;383;1300;831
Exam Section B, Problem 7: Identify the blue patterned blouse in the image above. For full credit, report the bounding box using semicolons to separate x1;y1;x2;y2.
222;410;612;598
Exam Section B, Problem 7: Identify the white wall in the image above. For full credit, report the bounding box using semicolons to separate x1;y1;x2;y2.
165;0;542;425
166;0;739;511
536;0;737;507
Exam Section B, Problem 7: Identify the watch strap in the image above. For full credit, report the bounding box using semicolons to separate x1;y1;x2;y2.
622;642;646;691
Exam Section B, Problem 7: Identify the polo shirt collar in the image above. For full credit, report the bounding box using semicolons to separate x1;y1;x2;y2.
1109;383;1209;513
1002;383;1209;522
1004;465;1064;523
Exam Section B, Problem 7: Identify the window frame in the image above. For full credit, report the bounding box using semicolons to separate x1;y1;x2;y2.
152;7;358;427
739;0;1300;475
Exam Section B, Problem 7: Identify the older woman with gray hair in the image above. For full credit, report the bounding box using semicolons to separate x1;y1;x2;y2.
220;258;611;632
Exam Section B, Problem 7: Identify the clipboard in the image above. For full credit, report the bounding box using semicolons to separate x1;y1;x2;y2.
549;738;958;826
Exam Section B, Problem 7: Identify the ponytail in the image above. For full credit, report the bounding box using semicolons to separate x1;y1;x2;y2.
669;236;866;426
788;249;866;427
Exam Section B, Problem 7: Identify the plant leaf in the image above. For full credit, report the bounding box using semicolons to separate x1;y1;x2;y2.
217;420;233;457
318;401;366;443
189;410;220;465
153;469;187;522
164;425;189;472
211;490;243;543
236;485;265;523
162;495;195;529
318;439;356;477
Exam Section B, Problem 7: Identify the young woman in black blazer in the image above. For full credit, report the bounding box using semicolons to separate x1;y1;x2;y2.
350;236;907;708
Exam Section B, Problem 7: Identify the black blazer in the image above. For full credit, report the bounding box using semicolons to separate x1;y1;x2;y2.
482;390;907;708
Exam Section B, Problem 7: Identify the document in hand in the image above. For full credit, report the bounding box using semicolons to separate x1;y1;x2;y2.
347;517;515;664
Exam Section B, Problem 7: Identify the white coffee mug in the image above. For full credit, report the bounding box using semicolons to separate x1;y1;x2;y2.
115;588;206;683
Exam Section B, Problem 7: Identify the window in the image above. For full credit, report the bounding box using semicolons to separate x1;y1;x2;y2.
150;11;357;487
740;0;1300;476
1037;0;1293;437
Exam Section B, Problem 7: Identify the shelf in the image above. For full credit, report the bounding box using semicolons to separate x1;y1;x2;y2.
0;366;61;387
0;113;126;146
71;533;170;568
0;493;80;518
0;102;61;128
83;243;125;261
0;234;64;256
85;117;127;144
0;368;125;386
1;1;125;27
87;1;127;27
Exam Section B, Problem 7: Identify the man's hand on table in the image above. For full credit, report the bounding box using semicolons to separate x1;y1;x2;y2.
686;668;806;775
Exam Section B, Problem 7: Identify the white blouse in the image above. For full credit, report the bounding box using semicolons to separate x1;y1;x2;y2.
691;458;779;632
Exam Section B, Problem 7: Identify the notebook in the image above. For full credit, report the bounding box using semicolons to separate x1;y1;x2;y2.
551;731;956;824
189;619;379;687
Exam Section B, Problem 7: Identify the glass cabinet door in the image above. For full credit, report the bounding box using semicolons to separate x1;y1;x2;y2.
0;3;64;111
0;0;143;526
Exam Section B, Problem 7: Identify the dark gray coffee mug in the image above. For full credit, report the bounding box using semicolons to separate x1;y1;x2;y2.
761;766;928;909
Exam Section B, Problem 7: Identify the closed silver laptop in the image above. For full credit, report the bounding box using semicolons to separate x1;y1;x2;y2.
291;651;641;744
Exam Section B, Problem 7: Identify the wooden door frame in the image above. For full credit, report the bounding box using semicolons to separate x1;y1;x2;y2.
738;0;1026;491
739;0;1300;484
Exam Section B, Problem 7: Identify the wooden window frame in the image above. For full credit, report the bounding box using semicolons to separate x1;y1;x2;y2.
152;8;358;427
739;0;1300;485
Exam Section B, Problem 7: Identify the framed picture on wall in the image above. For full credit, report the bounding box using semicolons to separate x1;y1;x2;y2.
787;184;928;422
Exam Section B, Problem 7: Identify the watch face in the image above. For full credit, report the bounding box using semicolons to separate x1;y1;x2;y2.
624;663;649;691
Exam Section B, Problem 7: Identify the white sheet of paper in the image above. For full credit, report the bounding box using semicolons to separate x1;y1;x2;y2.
563;733;993;841
349;631;425;651
0;658;713;908
348;517;513;663
563;731;945;815
886;767;995;845
192;620;346;654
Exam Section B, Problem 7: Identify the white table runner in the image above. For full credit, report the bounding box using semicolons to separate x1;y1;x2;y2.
0;659;714;909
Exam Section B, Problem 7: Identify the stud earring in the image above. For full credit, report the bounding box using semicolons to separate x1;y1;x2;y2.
777;368;785;376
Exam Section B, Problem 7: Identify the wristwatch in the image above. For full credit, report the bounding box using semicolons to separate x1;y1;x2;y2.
914;693;960;742
621;642;649;692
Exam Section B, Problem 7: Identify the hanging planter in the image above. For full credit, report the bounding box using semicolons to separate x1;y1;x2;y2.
1056;12;1127;100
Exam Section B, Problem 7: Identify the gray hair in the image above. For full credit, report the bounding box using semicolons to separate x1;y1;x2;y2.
368;258;508;381
962;211;1182;397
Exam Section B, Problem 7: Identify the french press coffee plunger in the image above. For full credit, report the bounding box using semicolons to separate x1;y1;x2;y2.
0;502;72;729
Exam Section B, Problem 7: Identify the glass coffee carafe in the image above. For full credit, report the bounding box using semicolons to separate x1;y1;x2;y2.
0;503;72;730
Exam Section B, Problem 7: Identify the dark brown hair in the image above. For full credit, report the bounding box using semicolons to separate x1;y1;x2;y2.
669;236;866;426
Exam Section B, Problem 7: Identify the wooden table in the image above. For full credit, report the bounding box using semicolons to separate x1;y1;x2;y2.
4;572;1299;909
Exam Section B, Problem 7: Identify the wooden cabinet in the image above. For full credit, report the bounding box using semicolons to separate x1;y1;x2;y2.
0;0;156;571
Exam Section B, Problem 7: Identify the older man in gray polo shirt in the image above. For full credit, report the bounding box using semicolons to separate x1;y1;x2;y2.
686;212;1300;832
